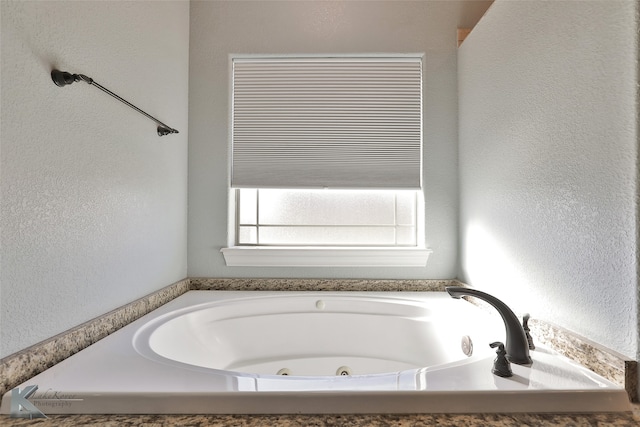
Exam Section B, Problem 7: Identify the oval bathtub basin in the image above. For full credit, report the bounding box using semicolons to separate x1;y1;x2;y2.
134;294;494;376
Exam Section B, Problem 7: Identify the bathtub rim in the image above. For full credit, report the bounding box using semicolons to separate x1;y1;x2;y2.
0;290;632;415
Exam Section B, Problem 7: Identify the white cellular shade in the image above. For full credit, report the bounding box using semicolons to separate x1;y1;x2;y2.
231;57;423;189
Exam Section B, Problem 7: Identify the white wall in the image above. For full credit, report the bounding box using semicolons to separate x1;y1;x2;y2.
188;0;492;279
0;1;190;358
458;1;639;359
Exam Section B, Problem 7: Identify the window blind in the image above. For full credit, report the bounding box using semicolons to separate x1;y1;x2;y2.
231;57;423;189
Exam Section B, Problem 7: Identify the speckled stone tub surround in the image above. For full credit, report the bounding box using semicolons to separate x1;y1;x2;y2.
530;318;638;402
189;277;456;292
1;278;637;426
1;410;640;426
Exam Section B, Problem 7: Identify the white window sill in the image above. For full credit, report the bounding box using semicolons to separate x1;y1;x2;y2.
221;247;432;267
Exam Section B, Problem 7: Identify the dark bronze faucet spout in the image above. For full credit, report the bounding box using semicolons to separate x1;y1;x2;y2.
446;287;533;365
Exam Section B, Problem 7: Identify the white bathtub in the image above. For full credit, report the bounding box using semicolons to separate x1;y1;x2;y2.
1;291;631;415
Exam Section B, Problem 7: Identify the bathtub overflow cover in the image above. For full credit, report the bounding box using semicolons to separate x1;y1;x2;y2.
277;368;291;376
461;335;473;357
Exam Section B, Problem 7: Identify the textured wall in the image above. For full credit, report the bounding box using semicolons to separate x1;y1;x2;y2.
458;1;638;358
0;1;189;358
188;0;492;279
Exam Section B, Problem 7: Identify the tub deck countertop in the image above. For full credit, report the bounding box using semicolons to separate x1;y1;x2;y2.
2;404;639;426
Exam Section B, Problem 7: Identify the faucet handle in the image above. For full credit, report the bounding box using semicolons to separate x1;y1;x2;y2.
490;341;513;377
522;313;536;350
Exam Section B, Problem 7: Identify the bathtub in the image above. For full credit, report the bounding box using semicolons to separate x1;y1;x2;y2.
0;291;631;415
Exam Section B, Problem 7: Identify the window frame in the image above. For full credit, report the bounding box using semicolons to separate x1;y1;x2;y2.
222;54;431;267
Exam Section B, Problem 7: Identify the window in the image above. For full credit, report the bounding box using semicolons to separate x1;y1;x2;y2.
236;188;419;246
222;55;431;267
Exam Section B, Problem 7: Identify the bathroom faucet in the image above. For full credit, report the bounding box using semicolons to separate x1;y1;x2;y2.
445;287;532;365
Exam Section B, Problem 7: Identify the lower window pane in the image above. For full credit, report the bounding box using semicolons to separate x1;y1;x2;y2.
258;189;396;226
235;188;421;247
396;192;417;225
238;226;258;244
259;226;396;246
396;226;417;245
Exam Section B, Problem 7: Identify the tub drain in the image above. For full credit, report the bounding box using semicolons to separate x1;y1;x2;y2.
336;366;352;376
277;368;291;376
